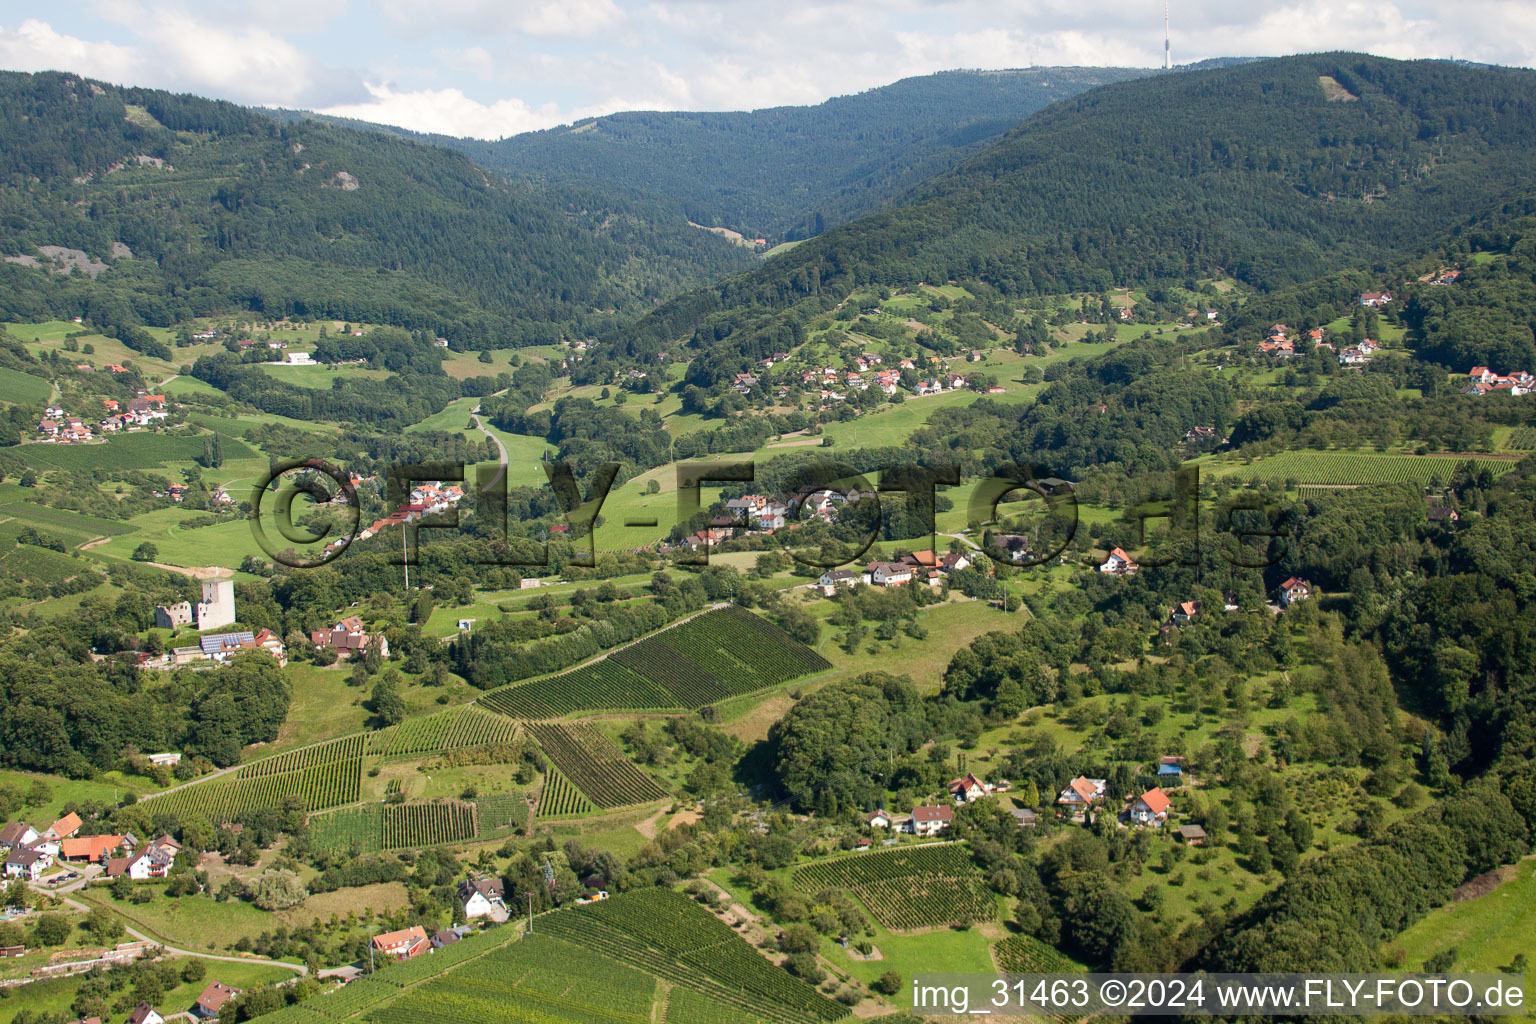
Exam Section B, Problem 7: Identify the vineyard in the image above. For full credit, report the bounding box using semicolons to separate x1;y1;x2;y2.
794;844;996;931
308;805;384;854
665;986;776;1024
1203;450;1516;487
529;724;668;809
147;752;362;821
478;660;682;720
537;768;597;819
365;705;521;759
1506;427;1536;450
478;607;830;720
382;801;478;849
992;935;1087;1024
368;933;661;1024
238;735;365;778
539;888;847;1024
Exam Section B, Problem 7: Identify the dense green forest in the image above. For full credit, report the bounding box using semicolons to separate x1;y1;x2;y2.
379;67;1166;242
606;55;1536;368
0;72;754;349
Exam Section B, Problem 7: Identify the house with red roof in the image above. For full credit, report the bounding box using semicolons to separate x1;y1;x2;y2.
1278;577;1313;607
1056;776;1108;810
1127;788;1172;826
372;925;430;961
1100;548;1137;575
909;805;953;837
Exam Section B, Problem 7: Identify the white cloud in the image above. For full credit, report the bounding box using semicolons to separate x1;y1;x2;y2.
0;18;144;82
316;82;565;138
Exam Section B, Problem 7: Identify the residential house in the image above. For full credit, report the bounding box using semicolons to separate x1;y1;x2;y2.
948;773;993;803
1256;339;1295;357
867;562;913;587
1338;347;1372;365
431;929;463;950
60;835;126;863
44;813;82;841
817;569;861;594
106;842;175;880
1360;290;1392;307
1170;600;1200;626
126;1003;164;1024
4;846;52;881
1427;505;1460;524
899;550;941;570
1010;808;1038;828
1127;788;1172;826
939;551;971;573
309;617;389;659
1184;425;1218;444
458;878;508;921
0;822;40;850
1100;547;1138;575
192;981;241;1019
372;925;431;961
1056;776;1108;811
909;805;953;837
864;809;893;829
1278;577;1313;606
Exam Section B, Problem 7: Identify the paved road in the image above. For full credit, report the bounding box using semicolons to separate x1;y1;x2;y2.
470;405;510;492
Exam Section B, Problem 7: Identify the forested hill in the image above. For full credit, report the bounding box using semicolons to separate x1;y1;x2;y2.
0;71;754;348
307;67;1166;243
612;54;1536;358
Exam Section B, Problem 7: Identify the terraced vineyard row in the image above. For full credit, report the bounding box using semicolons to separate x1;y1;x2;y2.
794;843;995;931
238;735;366;779
1506;427;1536;451
539;888;847;1024
366;705;521;759
993;934;1087;1024
148;755;363;821
382;801;477;848
537;769;595;819
529;724;668;809
477;608;830;721
478;660;682;721
366;933;661;1024
1203;450;1516;486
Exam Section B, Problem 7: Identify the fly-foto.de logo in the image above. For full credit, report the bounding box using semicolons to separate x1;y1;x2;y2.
248;459;1288;572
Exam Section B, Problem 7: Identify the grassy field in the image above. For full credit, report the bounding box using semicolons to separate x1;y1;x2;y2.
1394;856;1536;973
0;767;162;820
87;506;268;569
73;885;307;954
258;362;392;388
1197;449;1518;486
0;365;53;405
807;594;1014;694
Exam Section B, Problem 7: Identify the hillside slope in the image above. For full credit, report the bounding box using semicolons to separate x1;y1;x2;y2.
612;55;1536;360
305;67;1167;243
0;71;754;347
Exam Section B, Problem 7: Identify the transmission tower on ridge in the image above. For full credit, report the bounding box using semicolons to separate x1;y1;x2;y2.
1164;1;1171;69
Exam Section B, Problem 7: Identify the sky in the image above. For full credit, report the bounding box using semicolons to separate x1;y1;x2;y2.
1;1;1534;139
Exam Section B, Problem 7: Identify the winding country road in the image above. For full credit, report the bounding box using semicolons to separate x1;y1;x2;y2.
470;404;510;492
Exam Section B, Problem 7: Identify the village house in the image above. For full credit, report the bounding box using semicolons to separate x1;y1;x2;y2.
1278;577;1313;606
1184;425;1218;444
4;845;52;881
864;809;893;829
61;834;130;864
817;569;862;594
106;841;175;880
1100;547;1138;575
1360;290;1392;307
867;562;914;587
309;616;390;659
192;981;241;1019
1010;807;1038;828
1056;776;1108;813
459;878;508;921
948;773;995;803
1127;787;1172;826
43;813;82;841
0;821;40;850
909;805;953;837
126;1003;165;1024
372;925;431;961
1256;338;1295;357
1427;504;1460;524
1169;600;1200;626
170;628;286;667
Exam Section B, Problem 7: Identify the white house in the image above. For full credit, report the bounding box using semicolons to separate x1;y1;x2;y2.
1127;788;1172;826
909;805;953;837
127;1002;166;1024
864;809;893;829
1278;577;1313;606
1100;547;1138;575
1056;776;1108;810
4;846;52;880
868;562;913;587
459;878;508;921
0;822;40;850
948;773;994;803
